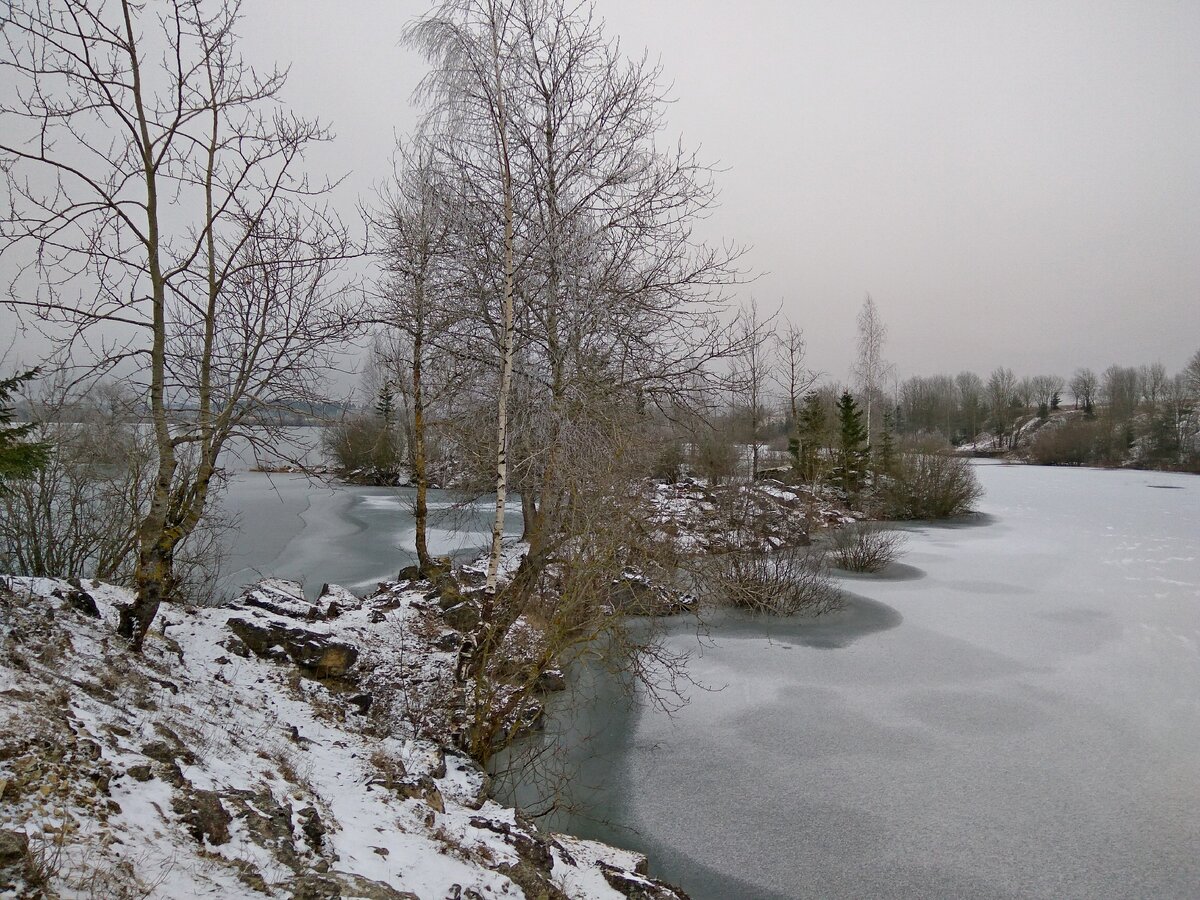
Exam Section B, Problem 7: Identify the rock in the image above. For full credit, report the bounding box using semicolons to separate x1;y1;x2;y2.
440;755;489;809
141;739;194;766
346;693;372;715
126;764;153;782
468;816;553;870
60;580;100;618
401;740;446;779
173;788;232;846
434;631;463;652
441;601;479;631
392;775;444;813
236;579;319;619
220;633;252;658
598;861;691;900
225;788;306;873
534;669;566;693
291;873;342;900
237;866;271;894
0;829;32;892
318;584;361;619
334;872;420;899
226;616;359;680
289;871;420;900
495;860;569;900
297;805;325;852
396;564;423;583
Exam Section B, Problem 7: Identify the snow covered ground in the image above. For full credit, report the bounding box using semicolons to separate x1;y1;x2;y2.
554;462;1200;899
0;574;683;899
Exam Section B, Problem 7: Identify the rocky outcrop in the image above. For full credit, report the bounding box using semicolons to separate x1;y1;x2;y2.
0;576;688;900
225;580;359;680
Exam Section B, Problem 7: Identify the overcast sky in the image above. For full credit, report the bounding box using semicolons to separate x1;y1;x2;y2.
8;1;1199;384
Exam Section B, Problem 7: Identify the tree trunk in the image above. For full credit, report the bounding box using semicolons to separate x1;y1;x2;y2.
120;531;175;650
412;327;431;570
485;9;517;595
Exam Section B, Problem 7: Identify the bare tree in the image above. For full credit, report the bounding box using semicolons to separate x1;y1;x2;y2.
775;318;818;429
851;293;892;437
0;0;356;648
405;0;521;596
733;298;775;479
370;141;465;572
955;370;986;440
1102;365;1141;421
986;366;1018;447
1185;349;1200;398
898;375;956;436
1139;362;1168;406
408;0;744;591
1029;374;1065;415
1070;367;1098;414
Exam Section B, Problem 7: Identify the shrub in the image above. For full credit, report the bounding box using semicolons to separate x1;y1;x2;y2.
828;522;906;572
1030;419;1100;466
323;416;403;479
708;547;839;615
693;428;738;485
0;418;228;603
878;450;983;519
651;439;685;484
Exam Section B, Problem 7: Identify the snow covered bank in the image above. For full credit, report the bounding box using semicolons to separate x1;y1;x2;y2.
0;576;686;899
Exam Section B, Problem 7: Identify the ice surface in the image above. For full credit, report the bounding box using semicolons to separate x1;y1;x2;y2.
216;474;523;598
561;463;1200;899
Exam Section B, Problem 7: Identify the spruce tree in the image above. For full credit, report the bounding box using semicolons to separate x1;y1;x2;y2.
874;408;897;478
796;392;828;483
835;391;868;495
0;369;48;494
374;383;396;426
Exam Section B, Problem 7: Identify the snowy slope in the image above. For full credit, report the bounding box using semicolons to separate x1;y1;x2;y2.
0;576;685;900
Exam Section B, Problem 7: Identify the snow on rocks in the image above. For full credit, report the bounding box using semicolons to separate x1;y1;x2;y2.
0;575;685;899
645;476;856;553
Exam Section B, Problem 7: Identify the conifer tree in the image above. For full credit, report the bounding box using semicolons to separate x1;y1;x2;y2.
0;369;48;494
835;391;868;495
874;408;897;478
796;392;828;483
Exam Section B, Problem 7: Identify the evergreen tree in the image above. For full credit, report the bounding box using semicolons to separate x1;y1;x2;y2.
874;408;897;478
835;391;868;495
795;391;828;483
0;369;48;494
372;383;401;474
374;383;396;426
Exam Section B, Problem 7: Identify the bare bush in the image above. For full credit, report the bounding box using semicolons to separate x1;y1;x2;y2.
322;417;404;482
0;416;228;605
1030;418;1101;466
828;522;906;572
707;547;839;616
878;448;983;519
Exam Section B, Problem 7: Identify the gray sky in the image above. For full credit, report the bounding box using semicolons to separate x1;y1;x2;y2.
8;1;1200;384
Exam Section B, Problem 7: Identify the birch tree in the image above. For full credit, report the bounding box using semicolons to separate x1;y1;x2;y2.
406;0;742;591
0;0;355;649
406;0;520;595
852;293;892;437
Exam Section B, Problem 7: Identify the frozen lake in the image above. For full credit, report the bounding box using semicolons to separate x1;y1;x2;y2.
513;462;1200;899
215;472;522;599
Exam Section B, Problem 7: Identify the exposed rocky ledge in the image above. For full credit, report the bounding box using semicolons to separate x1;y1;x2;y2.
0;575;688;900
